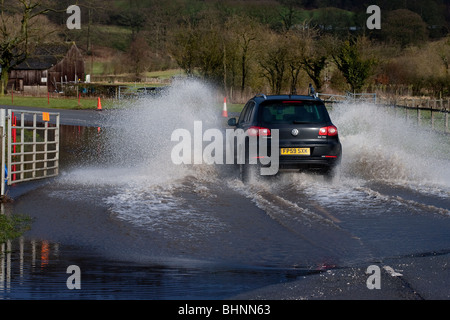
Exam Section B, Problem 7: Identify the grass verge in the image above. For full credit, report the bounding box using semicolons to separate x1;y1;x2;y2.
0;214;32;244
0;94;244;112
0;96;113;110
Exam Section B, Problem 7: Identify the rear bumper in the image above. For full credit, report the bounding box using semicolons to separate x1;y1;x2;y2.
233;137;342;173
277;140;342;171
278;157;340;172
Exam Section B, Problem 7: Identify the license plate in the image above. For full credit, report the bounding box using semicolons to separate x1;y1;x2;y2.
280;148;310;155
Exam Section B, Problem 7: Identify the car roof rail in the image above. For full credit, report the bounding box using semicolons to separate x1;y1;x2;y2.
255;93;267;99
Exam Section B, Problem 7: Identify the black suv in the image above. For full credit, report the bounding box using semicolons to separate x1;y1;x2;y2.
227;94;342;180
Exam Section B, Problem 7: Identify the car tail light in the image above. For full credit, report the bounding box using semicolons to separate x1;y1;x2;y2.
319;125;338;137
247;126;271;137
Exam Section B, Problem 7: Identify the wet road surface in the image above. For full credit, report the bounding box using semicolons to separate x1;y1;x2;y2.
1;81;449;300
2;164;449;300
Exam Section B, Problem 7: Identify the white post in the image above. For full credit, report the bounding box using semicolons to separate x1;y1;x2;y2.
0;109;5;198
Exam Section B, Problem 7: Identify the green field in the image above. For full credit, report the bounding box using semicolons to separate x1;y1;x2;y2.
0;94;243;113
227;103;244;113
0;95;112;110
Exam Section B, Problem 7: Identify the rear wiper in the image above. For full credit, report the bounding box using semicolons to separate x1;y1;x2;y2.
293;120;314;124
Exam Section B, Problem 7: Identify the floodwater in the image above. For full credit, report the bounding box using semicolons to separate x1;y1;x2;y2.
1;80;449;300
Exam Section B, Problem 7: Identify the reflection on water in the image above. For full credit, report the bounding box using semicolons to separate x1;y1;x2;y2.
1;237;312;300
1;238;59;297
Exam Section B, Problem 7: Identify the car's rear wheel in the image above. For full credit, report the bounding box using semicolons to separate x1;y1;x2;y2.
324;164;341;182
240;164;260;183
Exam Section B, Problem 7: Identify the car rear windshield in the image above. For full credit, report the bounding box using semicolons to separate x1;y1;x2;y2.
259;101;330;125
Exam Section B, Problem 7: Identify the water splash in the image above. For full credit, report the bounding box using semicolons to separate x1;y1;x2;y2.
90;78;223;186
54;83;450;239
329;102;450;188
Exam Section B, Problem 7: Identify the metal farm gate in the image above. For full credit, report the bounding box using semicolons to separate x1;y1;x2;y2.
1;109;60;197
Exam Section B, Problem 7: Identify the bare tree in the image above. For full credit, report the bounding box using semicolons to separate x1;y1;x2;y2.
126;34;152;81
114;0;147;41
0;0;57;95
288;22;328;92
80;0;107;55
259;32;289;94
331;38;376;93
278;0;300;32
168;20;198;77
225;15;260;96
283;30;305;94
169;12;224;84
438;38;450;76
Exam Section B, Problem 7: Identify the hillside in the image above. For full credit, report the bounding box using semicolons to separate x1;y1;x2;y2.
52;0;450;98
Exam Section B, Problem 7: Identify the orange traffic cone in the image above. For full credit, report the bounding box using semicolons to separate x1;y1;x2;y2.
97;97;102;111
222;97;228;117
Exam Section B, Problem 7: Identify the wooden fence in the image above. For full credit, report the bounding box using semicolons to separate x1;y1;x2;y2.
376;96;449;134
321;93;450;134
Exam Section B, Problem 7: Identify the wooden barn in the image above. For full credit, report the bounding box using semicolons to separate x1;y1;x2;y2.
8;42;85;94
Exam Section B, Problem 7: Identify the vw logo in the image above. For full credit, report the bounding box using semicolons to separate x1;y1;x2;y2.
291;128;299;136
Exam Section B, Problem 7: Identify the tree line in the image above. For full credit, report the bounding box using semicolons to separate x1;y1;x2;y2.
168;14;380;99
149;0;449;99
1;0;450;99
